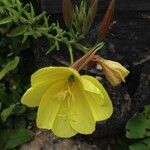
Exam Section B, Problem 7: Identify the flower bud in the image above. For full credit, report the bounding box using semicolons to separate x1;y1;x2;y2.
98;58;129;86
99;0;115;39
62;0;74;27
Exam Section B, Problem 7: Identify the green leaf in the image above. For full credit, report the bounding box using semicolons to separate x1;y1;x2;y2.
0;16;12;25
82;0;98;34
14;105;26;116
46;44;56;54
13;117;26;129
0;130;8;149
144;105;150;117
33;12;46;23
129;138;150;150
4;129;35;149
7;26;27;37
126;105;150;139
22;35;28;43
24;110;36;121
0;56;20;80
1;104;16;122
0;102;2;110
1;0;11;7
24;11;32;22
30;3;35;18
16;0;22;12
43;16;49;27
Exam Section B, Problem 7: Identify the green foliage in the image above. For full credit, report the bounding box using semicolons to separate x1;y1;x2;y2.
0;1;38;149
0;0;104;64
0;76;36;149
0;56;20;80
129;138;150;150
0;0;103;64
0;129;35;150
1;104;16;122
71;0;98;35
126;105;150;150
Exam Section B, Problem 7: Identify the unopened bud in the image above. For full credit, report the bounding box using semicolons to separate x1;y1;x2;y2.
98;58;129;86
62;0;74;27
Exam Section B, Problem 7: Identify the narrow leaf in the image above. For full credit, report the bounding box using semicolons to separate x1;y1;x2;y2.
16;0;22;12
7;26;27;37
1;104;16;122
22;35;28;43
0;57;20;80
0;16;12;25
82;0;98;34
1;0;11;7
30;3;35;18
46;44;56;55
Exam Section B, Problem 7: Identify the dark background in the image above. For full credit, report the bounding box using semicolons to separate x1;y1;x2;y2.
40;0;150;13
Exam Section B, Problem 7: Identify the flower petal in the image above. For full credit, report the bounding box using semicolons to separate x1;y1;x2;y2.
52;99;77;138
31;67;80;86
82;75;113;121
21;82;51;107
103;66;122;86
36;80;65;129
80;76;100;94
69;84;95;134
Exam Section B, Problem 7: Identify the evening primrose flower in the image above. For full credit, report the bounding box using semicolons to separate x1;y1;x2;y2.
98;58;129;86
21;67;113;138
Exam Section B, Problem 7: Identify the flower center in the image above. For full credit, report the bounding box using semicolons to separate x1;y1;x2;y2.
55;74;76;102
68;74;76;83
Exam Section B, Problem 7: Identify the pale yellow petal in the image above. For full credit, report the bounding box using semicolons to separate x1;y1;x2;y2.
21;82;51;107
69;84;95;134
31;67;80;86
52;98;77;138
99;59;129;86
108;61;129;75
80;76;100;94
36;80;65;129
103;66;122;86
82;75;113;121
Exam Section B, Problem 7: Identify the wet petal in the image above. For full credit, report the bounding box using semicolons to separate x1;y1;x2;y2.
52;98;77;138
69;84;95;134
80;76;100;94
21;82;52;107
82;75;113;121
31;67;79;86
36;81;65;129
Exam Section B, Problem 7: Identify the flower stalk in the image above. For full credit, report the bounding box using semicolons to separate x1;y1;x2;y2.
71;42;104;71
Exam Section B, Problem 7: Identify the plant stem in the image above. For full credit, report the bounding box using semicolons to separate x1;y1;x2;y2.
68;44;74;64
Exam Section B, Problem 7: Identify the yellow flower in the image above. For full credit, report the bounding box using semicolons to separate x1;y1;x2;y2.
98;58;129;86
21;67;113;138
